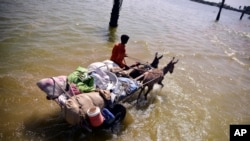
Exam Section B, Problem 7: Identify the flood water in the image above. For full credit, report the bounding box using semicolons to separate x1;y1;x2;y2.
0;0;250;140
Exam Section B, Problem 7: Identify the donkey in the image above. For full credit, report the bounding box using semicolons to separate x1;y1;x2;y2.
136;57;179;103
129;52;163;80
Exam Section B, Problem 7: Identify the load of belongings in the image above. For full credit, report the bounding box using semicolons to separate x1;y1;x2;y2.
36;62;141;133
67;66;95;93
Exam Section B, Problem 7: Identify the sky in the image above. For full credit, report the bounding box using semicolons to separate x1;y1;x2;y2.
206;0;250;8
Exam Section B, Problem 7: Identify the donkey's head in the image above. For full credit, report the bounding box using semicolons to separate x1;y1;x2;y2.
36;76;68;100
163;57;179;75
150;52;163;68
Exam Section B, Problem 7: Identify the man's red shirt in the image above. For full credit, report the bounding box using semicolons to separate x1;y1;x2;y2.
110;43;126;68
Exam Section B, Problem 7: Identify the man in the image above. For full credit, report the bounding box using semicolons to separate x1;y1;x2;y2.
110;34;130;70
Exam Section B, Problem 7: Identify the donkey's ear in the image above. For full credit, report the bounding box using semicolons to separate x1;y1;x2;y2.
155;52;158;57
158;55;163;59
174;59;179;64
170;57;175;63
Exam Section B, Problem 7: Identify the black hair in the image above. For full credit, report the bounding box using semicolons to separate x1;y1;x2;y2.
121;34;129;44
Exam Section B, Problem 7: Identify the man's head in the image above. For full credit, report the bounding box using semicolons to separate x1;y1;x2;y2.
121;34;129;44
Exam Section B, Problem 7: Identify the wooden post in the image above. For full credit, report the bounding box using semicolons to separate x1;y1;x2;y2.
216;0;225;21
240;6;250;20
109;0;123;27
240;10;245;20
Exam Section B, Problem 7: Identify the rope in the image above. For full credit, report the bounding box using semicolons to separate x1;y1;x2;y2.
141;75;161;87
126;56;154;69
126;56;144;63
136;71;163;88
116;69;163;103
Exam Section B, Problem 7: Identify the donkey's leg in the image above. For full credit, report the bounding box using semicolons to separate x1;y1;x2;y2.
144;86;153;100
137;87;144;104
158;80;164;88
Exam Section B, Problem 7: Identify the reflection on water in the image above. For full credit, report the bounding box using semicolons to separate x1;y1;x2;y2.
108;27;118;43
0;0;250;140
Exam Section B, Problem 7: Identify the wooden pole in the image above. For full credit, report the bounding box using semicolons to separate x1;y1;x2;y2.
240;6;250;20
109;0;123;27
240;11;245;20
216;0;225;21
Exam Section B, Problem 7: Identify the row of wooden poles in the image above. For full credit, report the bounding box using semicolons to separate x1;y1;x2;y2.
216;0;249;21
109;0;249;28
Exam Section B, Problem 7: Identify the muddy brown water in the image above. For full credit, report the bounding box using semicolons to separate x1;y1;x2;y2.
0;0;249;140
